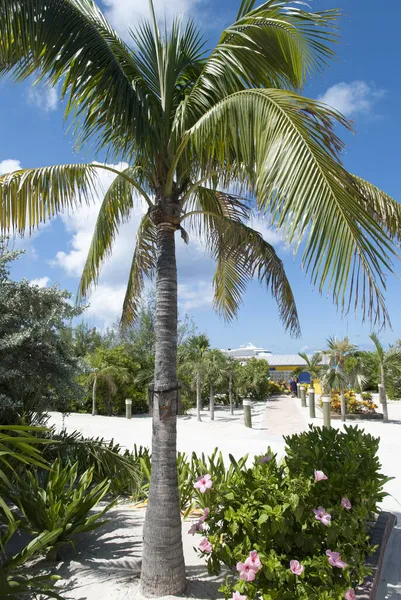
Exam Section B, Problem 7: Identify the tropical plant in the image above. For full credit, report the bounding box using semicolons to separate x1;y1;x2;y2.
365;333;401;421
238;358;270;401
42;429;141;496
0;426;62;598
7;458;116;561
296;352;323;390
322;337;358;422
204;349;227;420
180;334;210;421
82;351;130;416
1;0;401;594
191;427;388;600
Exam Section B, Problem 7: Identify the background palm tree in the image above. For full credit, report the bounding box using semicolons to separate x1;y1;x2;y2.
367;333;401;422
1;0;401;595
323;337;357;422
294;352;323;390
180;334;210;421
204;348;227;420
83;364;127;417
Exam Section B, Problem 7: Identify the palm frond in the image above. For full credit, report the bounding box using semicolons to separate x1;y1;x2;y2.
189;88;397;326
0;0;158;158
0;163;98;233
211;217;300;336
121;215;157;328
78;167;146;303
351;175;401;242
181;0;340;131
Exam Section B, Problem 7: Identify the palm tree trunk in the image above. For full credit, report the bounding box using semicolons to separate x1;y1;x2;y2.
92;375;97;416
196;368;202;422
381;367;389;423
229;372;234;415
340;385;346;423
210;381;214;421
141;224;186;596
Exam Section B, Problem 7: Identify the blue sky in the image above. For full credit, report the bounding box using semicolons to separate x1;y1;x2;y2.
1;0;400;354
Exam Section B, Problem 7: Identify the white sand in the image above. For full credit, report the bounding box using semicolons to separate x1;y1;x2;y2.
44;400;401;600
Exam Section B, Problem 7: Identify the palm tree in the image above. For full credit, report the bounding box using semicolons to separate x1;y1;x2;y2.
323;337;357;422
204;349;227;420
0;1;400;594
367;333;401;422
297;352;323;390
83;366;117;417
180;334;210;421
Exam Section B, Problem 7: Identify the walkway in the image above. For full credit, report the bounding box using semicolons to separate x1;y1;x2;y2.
261;395;308;437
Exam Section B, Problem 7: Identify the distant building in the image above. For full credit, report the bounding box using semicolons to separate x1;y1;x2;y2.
221;343;325;392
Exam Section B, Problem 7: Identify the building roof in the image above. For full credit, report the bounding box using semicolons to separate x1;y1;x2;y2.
267;354;329;367
267;355;309;367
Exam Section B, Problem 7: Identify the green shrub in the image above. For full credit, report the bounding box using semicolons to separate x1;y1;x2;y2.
190;427;389;600
361;392;373;401
8;459;116;560
284;426;389;516
42;429;141;496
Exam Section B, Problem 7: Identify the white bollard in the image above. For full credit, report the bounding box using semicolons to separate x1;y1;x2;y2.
125;398;133;419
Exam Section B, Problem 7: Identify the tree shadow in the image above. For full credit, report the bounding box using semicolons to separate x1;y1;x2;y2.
31;506;144;598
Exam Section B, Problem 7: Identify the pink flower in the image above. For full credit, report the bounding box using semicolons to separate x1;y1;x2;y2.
313;506;332;526
290;560;304;576
199;507;210;522
236;561;257;582
194;474;213;493
199;537;212;553
245;550;261;571
341;497;352;510
344;589;356;600
259;455;272;464
232;593;247;600
326;550;348;569
188;520;204;535
314;470;328;482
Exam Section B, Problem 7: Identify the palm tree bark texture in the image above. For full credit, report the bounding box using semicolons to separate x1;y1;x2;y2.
141;220;186;595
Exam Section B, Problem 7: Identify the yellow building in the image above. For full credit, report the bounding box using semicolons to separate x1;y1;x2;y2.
268;355;323;394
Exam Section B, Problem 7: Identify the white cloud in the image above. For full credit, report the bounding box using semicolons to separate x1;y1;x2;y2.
178;281;214;311
27;85;59;113
300;345;309;353
30;277;50;288
249;214;290;251
318;80;385;118
103;0;201;38
0;159;22;176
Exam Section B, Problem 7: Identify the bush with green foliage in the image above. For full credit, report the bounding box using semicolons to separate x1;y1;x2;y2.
189;426;388;600
7;458;116;560
0;244;84;424
238;358;270;401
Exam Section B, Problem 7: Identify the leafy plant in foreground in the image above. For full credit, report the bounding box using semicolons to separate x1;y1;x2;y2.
7;459;116;560
189;428;388;599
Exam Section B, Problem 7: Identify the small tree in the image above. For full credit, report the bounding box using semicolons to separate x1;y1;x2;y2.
323;337;357;422
295;352;323;389
204;349;227;420
367;333;401;422
239;358;270;401
180;334;210;421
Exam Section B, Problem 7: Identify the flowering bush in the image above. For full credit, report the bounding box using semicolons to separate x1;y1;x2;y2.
190;426;389;600
325;390;378;415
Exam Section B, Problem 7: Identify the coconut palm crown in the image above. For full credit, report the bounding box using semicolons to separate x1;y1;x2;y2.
1;0;401;595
